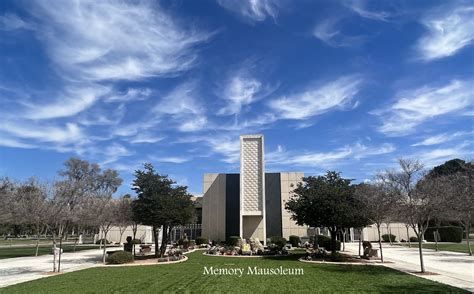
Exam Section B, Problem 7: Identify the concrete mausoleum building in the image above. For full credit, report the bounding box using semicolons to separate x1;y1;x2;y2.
201;134;309;244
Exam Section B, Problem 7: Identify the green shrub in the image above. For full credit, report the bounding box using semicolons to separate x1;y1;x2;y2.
195;237;208;245
177;239;190;249
227;236;241;246
132;239;142;244
330;252;348;262
289;235;300;247
95;238;110;245
425;227;462;243
270;236;287;250
382;234;396;242
409;237;418;242
106;251;133;264
313;235;341;251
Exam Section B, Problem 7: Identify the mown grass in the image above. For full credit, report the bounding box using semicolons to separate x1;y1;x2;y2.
0;251;466;293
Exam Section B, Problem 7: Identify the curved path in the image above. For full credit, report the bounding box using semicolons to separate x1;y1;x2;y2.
344;242;474;292
0;249;104;287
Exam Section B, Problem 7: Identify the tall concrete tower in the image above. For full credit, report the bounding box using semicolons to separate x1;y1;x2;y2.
239;134;266;244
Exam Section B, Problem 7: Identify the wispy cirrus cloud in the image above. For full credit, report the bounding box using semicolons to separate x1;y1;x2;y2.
416;4;474;61
31;0;213;81
414;142;473;167
217;67;278;116
149;156;190;164
266;142;395;167
313;18;366;47
376;80;473;136
344;0;392;22
411;131;471;146
268;75;362;120
0;13;31;30
217;0;280;23
23;85;110;120
153;82;208;132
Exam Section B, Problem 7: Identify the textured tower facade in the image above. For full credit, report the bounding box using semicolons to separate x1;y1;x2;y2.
239;134;266;243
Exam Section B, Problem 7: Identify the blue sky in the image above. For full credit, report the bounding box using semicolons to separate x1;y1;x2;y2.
0;0;473;195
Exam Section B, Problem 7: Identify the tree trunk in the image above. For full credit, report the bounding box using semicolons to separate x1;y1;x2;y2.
102;230;108;264
73;237;78;253
329;229;337;256
132;225;137;260
52;232;57;272
406;226;411;248
434;228;439;252
466;224;472;256
418;235;425;273
377;224;383;263
160;225;168;258
58;236;63;272
388;224;393;245
153;226;159;258
342;229;346;251
358;228;362;256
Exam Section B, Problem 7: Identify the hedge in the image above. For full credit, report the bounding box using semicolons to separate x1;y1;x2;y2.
195;237;208;245
227;236;241;246
382;234;396;242
106;251;133;264
289;235;300;247
425;227;463;243
270;236;287;250
313;235;341;251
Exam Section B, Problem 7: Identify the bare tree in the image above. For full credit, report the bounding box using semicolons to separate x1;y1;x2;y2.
354;182;395;262
385;159;443;273
114;195;134;245
15;179;49;256
444;166;473;255
0;178;15;237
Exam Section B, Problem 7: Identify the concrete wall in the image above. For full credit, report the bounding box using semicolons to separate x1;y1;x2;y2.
280;172;308;239
362;223;418;242
201;173;227;242
100;225;153;244
240;135;266;243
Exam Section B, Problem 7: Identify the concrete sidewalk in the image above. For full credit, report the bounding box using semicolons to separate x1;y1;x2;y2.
0;249;104;288
344;242;474;292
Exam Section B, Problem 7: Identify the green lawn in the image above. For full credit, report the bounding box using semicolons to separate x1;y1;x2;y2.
400;243;473;254
0;251;466;293
0;245;104;259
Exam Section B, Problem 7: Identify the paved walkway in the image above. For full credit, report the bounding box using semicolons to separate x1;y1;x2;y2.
0;248;107;288
344;242;474;292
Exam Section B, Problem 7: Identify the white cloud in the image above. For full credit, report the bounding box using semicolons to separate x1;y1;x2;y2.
100;143;134;165
411;131;470;146
217;0;279;22
415;142;472;167
154;82;208;132
129;134;164;144
0;121;84;143
217;67;278;116
0;13;31;30
268;75;362;120
24;85;110;120
344;0;391;21
105;88;152;103
30;0;212;81
218;75;262;115
313;18;366;47
416;5;474;61
266;142;395;167
0;136;36;149
377;80;473;136
150;156;190;164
